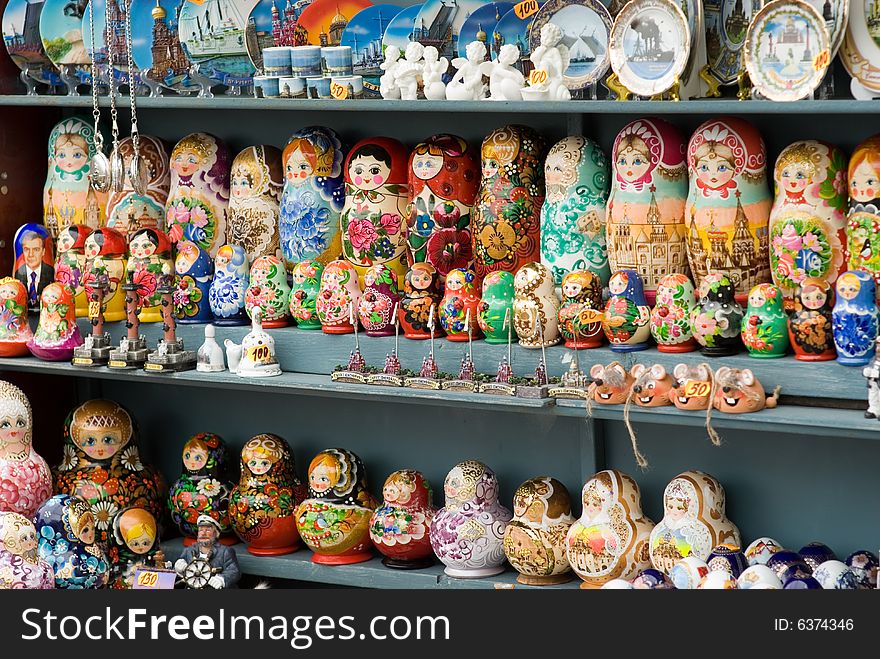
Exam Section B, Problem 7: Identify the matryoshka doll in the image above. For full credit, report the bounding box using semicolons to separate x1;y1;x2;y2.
741;283;789;358
541;136;610;287
109;507;163;589
35;494;110;589
0;512;54;588
83;227;128;323
169;433;235;545
406;134;479;278
165;132;230;257
473;125;547;280
399;263;443;339
685;118;772;304
54;224;91;318
478;270;515;344
648;470;741;574
832;270;878;366
565;469;654;588
27;283;83;361
558;270;604;349
279;127;345;270
0;278;33;357
439;267;481;341
369;469;437;569
289;259;323;330
0;381;51;517
429;460;512;578
53;399;166;544
317;259;362;334
690;273;744;357
229;434;307;556
106;136;171;239
174;239;214;324
846;135;880;294
245;255;290;328
607;118;689;305
650;273;698;352
126;228;173;323
503;476;575;586
296;448;378;565
227;145;283;262
358;263;401;337
513;261;561;348
13;223;55;312
788;277;836;361
208;244;249;326
341;137;410;282
603;269;651;351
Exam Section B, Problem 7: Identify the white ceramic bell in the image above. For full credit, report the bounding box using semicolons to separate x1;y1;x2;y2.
224;307;281;378
480;44;524;101
196;324;225;372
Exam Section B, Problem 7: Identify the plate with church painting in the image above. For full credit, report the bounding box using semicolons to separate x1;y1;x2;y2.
492;3;545;73
295;0;372;46
130;0;200;92
2;0;64;85
244;0;312;73
413;0;488;61
83;0;138;85
39;0;92;82
178;0;259;86
382;2;421;53
803;0;846;54
840;0;880;91
744;0;829;101
341;4;402;96
703;0;762;86
458;2;512;57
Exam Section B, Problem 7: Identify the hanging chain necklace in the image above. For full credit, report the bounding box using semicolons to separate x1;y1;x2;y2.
87;0;110;193
105;0;125;193
122;0;148;196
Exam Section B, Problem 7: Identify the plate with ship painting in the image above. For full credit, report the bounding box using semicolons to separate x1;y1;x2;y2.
341;4;402;96
178;0;259;87
130;0;200;92
2;0;63;85
840;0;880;91
413;0;488;61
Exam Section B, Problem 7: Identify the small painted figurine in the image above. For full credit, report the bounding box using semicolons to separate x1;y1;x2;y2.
833;270;878;366
225;308;282;377
670;362;715;411
369;469;437;569
0;278;34;357
0;381;52;517
83;227;128;323
174;515;241;588
245;255;290;328
399;262;443;339
557;270;604;349
27;283;83;361
358;264;401;337
513;262;561;348
288;259;323;329
110;507;166;589
712;366;781;413
227;145;283;263
317;259;362;334
0;512;54;588
478;270;515;344
208;244;249;325
174;240;214;323
650;273;698;352
106;136;171;239
789;277;836;361
846;135;880;293
13;223;54;312
603;269;651;351
126;228;173;323
35;494;110;589
690;273;744;357
741;283;789;358
54;224;91;317
588;362;634;405
629;364;675;407
439;267;481;341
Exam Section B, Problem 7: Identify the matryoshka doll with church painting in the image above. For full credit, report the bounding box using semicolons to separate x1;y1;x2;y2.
106;136;171;239
846;135;880;293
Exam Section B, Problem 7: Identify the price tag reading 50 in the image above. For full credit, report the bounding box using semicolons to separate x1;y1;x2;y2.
684;380;711;397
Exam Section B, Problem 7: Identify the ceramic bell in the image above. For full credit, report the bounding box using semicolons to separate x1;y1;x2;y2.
737;565;783;589
603;269;651;351
208;244;250;325
53;399;166;544
13;223;55;313
650;273;698;352
197;325;225;373
846;550;879;589
229;434;307;556
0;381;51;518
789;277;836;361
27;283;83;361
846;135;880;293
83;227;128;323
439;267;481;341
741;283;790;358
317;259;362;334
629;364;674;407
513;262;561;348
227;145;283;263
106;136;171;239
358;264;401;337
649;471;741;573
558;270;604;349
832;270;878;366
127;228;173;323
109;507;165;589
174;239;214;323
712;366;781;413
245;255;290;328
565;469;654;588
668;556;709;589
296;448;378;565
399;263;443;339
0;278;34;356
670;362;714;411
690;273;744;357
54;224;91;318
225;307;282;377
35;494;110;589
473;125;547;280
430;460;512;578
0;511;54;588
707;544;748;578
369;469;437;569
588;362;633;405
289;260;324;330
165;132;230;257
813;560;859;589
745;537;784;565
477;270;515;344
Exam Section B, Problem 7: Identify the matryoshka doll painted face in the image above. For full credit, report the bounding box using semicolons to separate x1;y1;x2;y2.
228;145;284;263
369;469;437;568
690;272;744;357
289;259;324;329
106;136;171;240
650;273;698;352
603;269;651;351
110;506;160;588
358;263;401;337
832;270;878;366
82;227;128;323
12;223;55;313
846;137;880;292
741;283;789;358
789;277;835;361
317;259;362;334
127;228;173;323
0;511;54;589
399;262;444;339
439;267;481;341
558;270;604;349
0;380;51;517
28;282;82;361
54;224;91;317
174;239;214;324
513;261;561;348
208;243;249;326
478;270;515;345
0;278;34;357
245;255;290;328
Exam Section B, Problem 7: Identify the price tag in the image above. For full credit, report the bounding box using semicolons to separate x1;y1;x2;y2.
108;360;127;368
133;567;176;590
580;309;604;324
684;380;711;397
330;82;348;100
246;345;272;363
145;363;164;372
514;0;540;19
88;300;101;318
813;49;830;72
72;357;93;366
529;69;548;86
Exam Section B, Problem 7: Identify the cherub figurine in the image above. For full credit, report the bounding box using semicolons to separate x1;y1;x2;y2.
480;43;525;101
174;515;241;589
863;338;880;420
422;46;448;100
446;41;487;100
528;23;571;101
380;46;402;99
397;42;425;101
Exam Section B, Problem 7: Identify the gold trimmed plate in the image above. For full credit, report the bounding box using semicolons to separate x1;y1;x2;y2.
840;0;880;91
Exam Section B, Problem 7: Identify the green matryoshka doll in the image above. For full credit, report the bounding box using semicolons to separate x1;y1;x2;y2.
245;255;291;328
741;283;789;358
289;260;324;330
477;270;515;344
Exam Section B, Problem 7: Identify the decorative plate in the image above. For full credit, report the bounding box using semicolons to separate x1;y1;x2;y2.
412;0;487;60
493;3;545;73
608;0;690;96
2;0;63;85
529;0;613;89
83;0;138;85
680;0;702;82
341;5;402;95
296;0;372;46
244;0;313;72
178;0;259;86
804;0;846;55
382;2;422;53
744;0;830;101
840;0;880;90
130;0;200;92
458;1;513;56
703;0;763;85
39;0;91;81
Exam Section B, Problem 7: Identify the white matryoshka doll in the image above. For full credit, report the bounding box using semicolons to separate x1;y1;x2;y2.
54;224;92;318
165;132;230;257
565;469;654;588
227;145;284;262
607;118;689;305
685;118;772;304
126;228;173;324
846;135;880;295
513;261;561;348
0;511;54;589
0;381;52;518
106;136;172;240
209;244;250;326
541;136;611;287
648;470;741;574
82;227;128;323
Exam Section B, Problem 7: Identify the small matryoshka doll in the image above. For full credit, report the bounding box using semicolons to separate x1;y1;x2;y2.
603;269;651;351
169;433;235;545
513;261;561;348
229;434;307;556
245;255;290;328
27;283;83;361
0;278;34;357
690;272;744;357
788;277;836;361
13;223;55;312
541;136;611;287
503;476;576;586
173;241;212;325
0;381;51;517
126;228;173;324
110;507;163;589
54;224;91;318
473;125;547;280
558;270;605;349
83;227;128;323
607;118;689;305
440;267;481;341
406;134;479;278
289;259;324;330
369;469;437;569
341;137;410;282
429;460;513;578
35;494;110;589
847;136;880;296
165;132;230;257
279;126;345;270
53;399;166;544
317;259;362;334
106;136;171;239
832;270;879;366
650;273;698;352
296;448;378;565
0;512;54;589
565;469;654;588
741;283;789;358
648;470;741;574
208;244;250;326
399;262;444;339
478;270;515;344
358;263;401;337
227;145;284;262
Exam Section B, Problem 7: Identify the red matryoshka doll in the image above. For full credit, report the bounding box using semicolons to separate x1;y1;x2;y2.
0;381;51;517
406;134;479;279
473;125;548;280
369;469;437;569
0;511;54;589
685;118;772;304
54;224;91;318
317;259;362;334
27;283;83;361
109;507;163;589
174;240;214;324
558;270;604;349
399;262;444;339
106;136;172;239
229;434;307;556
607;118;689;305
439;267;482;341
13;223;55;313
82;227;128;323
126;228;173;323
846;135;880;294
0;278;34;357
296;448;378;565
227;145;284;263
789;277;836;361
358;263;401;337
341;137;410;283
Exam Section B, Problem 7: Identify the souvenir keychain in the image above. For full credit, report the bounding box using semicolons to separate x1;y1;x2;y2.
85;0;109;194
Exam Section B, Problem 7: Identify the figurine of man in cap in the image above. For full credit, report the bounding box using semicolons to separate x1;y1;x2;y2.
174;514;241;589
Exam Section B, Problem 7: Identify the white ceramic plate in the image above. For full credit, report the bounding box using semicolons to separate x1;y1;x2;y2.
840;0;880;91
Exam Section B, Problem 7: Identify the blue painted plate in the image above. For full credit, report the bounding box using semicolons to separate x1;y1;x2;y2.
2;0;63;85
457;1;511;57
413;0;488;61
381;2;421;54
39;0;92;82
341;4;402;95
492;3;544;72
130;0;201;92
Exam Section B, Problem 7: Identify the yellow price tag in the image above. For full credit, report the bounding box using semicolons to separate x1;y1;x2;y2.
145;363;163;371
684;380;711;397
580;309;604;324
514;0;540;19
88;300;101;318
137;570;159;587
330;82;348;100
246;345;272;363
529;69;548;86
813;48;830;72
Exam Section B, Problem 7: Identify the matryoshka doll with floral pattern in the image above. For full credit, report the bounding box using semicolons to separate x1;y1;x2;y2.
558;270;604;349
369;469;437;569
0;381;51;517
832;270;878;366
741;283;789;358
126;228;173;323
229;434;307;556
0;278;33;357
83;227;128;323
399;263;443;339
317;260;362;334
478;270;515;344
208;244;249;326
54;224;91;317
227;145;283;263
174;239;214;323
289;260;323;329
106;136;171;239
846;136;880;294
245;255;290;328
27;283;83;361
35;494;110;589
0;511;54;588
513;262;560;348
296;448;378;565
788;277;836;361
690;273;744;357
650;273;698;352
440;267;481;341
603;269;651;351
358;264;401;337
109;507;164;589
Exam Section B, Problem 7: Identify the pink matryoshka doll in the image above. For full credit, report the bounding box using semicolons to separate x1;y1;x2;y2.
846;135;880;296
54;224;92;318
27;283;83;361
0;511;54;589
606;118;690;306
439;267;482;341
0;278;34;357
358;263;401;337
0;381;52;517
369;469;437;569
82;227;128;323
106;136;171;240
317;259;362;334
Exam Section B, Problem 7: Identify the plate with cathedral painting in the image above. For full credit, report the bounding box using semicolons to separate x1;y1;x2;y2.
492;4;545;74
703;0;763;86
130;0;200;92
39;0;92;83
413;0;489;61
295;0;372;46
458;2;512;57
341;5;402;95
244;0;312;73
382;3;422;53
178;0;260;87
83;0;138;85
2;0;64;86
840;0;880;91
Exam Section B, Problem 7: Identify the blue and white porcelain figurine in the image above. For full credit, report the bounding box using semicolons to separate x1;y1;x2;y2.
832;270;878;366
174;240;214;324
209;244;250;326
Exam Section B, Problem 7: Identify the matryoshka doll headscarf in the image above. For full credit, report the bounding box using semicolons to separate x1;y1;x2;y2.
306;448;375;509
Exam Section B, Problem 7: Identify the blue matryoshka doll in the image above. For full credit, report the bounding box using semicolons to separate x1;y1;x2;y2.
209;244;250;325
832;270;878;366
603;269;651;352
174;239;214;323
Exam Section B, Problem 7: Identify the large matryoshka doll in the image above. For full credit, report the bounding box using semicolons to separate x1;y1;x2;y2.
209;244;250;326
174;239;214;324
541;136;610;287
106;136;171;239
126;228;173;324
503;476;576;586
558;270;604;349
358;263;401;337
648;470;741;574
788;277;836;361
565;469;654;588
650;273;698;352
430;460;512;578
245;255;290;328
109;507;163;589
27;283;83;361
53;399;165;544
513;261;561;348
603;269;651;351
165;132;230;257
0;512;54;588
279;127;345;270
82;227;128;323
54;224;91;318
0;381;51;517
473;125;547;280
42;117;106;237
399;263;444;339
369;469;437;569
685;118;772;304
846;135;880;295
0;278;34;357
607;118;689;305
317;260;362;334
229;434;306;556
296;448;378;565
13;223;55;313
406;134;479;279
832;270;878;366
439;267;481;341
35;495;110;589
227;145;284;262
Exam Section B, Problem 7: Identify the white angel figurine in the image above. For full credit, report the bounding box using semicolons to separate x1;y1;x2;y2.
446;40;488;100
397;42;425;100
380;46;402;99
480;43;524;100
422;45;449;100
528;23;571;101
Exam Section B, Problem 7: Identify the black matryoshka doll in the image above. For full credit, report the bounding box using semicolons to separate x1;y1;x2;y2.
35;494;110;589
106;136;171;240
398;262;444;339
126;228;173;324
174;239;214;323
83;227;128;323
109;507;164;589
788;277;836;361
54;223;92;317
690;273;744;357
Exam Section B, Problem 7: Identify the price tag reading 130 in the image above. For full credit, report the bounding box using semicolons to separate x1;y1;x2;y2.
132;567;176;590
683;381;711;397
